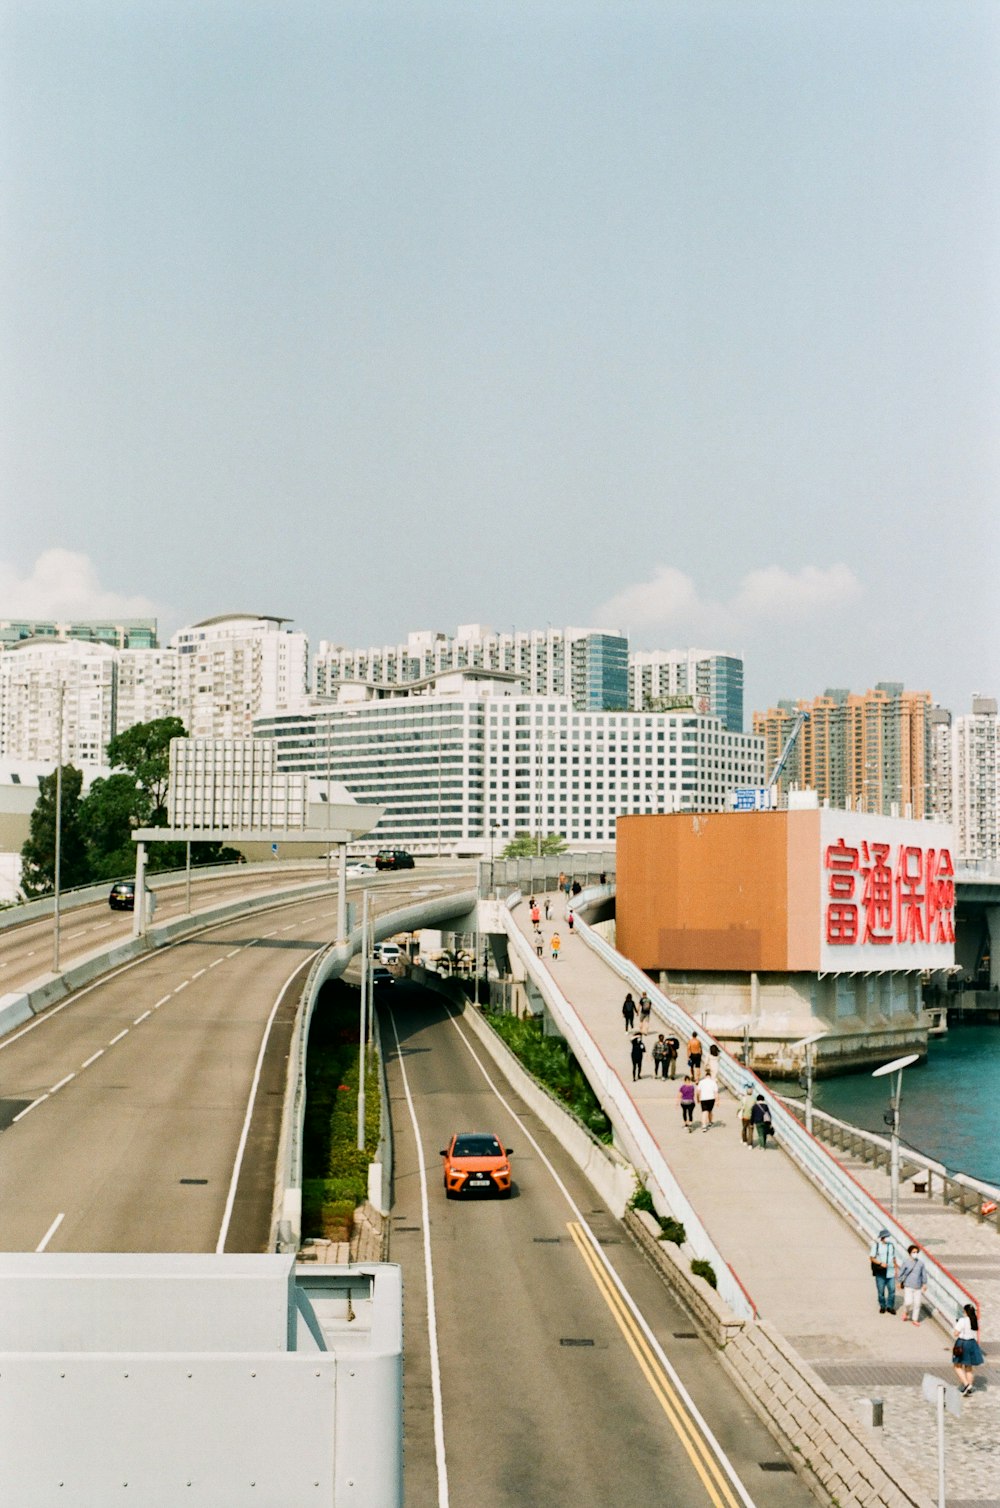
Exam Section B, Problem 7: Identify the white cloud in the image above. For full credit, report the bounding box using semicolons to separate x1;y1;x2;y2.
597;561;863;642
0;550;159;623
733;563;862;619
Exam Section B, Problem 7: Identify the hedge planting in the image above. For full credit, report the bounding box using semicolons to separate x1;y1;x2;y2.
484;1010;612;1141
302;981;381;1242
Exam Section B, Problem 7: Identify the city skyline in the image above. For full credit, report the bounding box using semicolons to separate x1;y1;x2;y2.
3;3;997;720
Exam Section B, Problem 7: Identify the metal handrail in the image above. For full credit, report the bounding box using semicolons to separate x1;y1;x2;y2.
576;910;977;1326
501;908;756;1320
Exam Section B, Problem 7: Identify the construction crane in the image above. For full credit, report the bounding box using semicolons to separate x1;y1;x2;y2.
730;709;809;812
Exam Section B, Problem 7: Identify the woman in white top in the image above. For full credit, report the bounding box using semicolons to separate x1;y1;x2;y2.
952;1304;984;1396
695;1072;718;1130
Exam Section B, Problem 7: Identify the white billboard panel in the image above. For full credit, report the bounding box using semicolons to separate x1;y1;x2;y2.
818;809;956;974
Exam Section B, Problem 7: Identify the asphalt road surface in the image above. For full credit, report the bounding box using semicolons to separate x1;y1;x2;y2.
382;980;814;1508
0;873;470;1254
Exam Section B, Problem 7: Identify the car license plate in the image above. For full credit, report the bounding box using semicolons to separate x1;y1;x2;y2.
467;1178;490;1188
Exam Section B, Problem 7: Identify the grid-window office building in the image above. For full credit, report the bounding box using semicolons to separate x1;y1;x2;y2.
255;670;764;852
628;648;744;732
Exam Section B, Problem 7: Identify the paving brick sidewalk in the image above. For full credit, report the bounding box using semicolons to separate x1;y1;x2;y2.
516;904;998;1507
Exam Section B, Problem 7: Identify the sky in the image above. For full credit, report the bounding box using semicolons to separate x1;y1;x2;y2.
2;0;998;722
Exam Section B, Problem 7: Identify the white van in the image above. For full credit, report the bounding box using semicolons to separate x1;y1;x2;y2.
376;942;401;965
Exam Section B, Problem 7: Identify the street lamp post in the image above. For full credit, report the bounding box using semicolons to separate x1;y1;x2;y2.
488;820;499;898
52;682;65;974
872;1052;920;1219
796;1031;826;1136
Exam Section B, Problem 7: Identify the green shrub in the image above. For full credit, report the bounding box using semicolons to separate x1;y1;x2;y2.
690;1257;717;1289
486;1011;612;1142
628;1183;656;1216
301;983;381;1240
658;1217;686;1246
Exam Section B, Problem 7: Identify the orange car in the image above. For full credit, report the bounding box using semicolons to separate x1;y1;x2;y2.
440;1132;513;1199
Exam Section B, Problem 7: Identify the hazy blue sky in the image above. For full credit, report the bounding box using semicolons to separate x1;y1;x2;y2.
2;0;997;720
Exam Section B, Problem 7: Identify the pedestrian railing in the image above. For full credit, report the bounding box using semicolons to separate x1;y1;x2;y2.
500;903;757;1321
480;850;615;900
776;1098;1000;1235
570;894;977;1329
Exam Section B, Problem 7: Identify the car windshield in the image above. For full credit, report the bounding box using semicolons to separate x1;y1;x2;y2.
453;1135;502;1158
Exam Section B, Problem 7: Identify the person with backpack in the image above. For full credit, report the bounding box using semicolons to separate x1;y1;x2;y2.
664;1035;679;1078
630;1033;647;1081
750;1094;773;1150
622;993;637;1031
869;1229;898;1315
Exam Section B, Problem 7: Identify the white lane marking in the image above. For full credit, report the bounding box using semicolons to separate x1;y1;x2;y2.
133;1010;151;1024
446;1011;759;1508
225;949;240;959
25;950;36;958
13;1095;48;1122
215;961;313;1255
36;1212;65;1251
208;958;224;968
173;981;188;994
191;968;206;980
109;1029;128;1046
49;1073;75;1094
82;1049;104;1068
154;995;171;1008
388;1008;450;1508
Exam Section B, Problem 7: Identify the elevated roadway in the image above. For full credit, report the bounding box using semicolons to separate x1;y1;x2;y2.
0;865;473;1255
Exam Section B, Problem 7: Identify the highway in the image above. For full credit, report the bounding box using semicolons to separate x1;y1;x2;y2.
0;868;472;1254
0;862;442;996
382;980;813;1508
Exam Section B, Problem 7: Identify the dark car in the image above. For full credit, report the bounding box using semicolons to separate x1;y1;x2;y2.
375;849;415;871
371;967;394;988
108;881;136;911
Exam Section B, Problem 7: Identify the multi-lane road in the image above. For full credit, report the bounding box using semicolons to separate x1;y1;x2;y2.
384;980;811;1508
0;867;810;1505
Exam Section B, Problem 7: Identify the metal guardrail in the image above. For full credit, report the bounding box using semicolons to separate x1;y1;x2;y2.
500;898;756;1321
777;1098;1000;1234
481;850;615;899
575;905;978;1327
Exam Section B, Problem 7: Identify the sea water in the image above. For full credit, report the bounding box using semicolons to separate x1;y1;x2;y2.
807;1023;1000;1187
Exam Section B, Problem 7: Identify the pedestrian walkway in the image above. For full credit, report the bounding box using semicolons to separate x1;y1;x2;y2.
514;902;999;1508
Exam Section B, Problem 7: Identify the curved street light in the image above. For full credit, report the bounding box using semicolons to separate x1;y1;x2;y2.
872;1052;921;1219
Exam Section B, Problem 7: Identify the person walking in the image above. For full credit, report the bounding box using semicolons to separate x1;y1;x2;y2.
899;1245;928;1326
678;1075;696;1132
567;910;575;934
535;932;544;958
749;1094;773;1149
869;1229;898;1315
543;897;551;920
652;1035;667;1079
530;901;540;928
550;931;561;962
638;991;652;1029
952;1304;984;1396
696;1069;718;1130
630;1033;646;1081
622;994;637;1031
738;1084;756;1146
687;1033;703;1076
557;871;566;896
665;1035;679;1078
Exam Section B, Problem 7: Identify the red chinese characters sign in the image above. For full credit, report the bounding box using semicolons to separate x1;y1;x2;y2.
823;838;955;950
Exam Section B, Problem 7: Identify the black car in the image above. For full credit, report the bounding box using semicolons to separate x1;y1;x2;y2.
375;849;415;871
371;967;394;988
108;881;136;911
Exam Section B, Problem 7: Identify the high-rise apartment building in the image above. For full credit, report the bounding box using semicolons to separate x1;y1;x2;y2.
628;648;744;732
169;615;309;740
753;684;932;817
0;617;158;650
932;696;999;864
0;639;117;765
255;670;764;851
314;624;630;711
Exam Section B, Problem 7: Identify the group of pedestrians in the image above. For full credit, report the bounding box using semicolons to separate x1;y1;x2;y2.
529;895;564;961
868;1228;985;1395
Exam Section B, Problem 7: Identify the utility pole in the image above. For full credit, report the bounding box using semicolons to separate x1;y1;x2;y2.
52;682;64;974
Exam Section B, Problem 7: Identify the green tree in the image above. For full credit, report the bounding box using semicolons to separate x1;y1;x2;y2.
79;773;148;880
20;765;90;897
105;716;187;821
500;831;567;859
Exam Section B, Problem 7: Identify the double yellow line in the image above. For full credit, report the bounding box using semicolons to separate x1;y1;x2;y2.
567;1222;749;1508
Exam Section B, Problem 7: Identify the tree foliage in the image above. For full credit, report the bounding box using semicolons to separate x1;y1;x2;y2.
499;831;567;859
20;765;90;897
105;716;187;820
